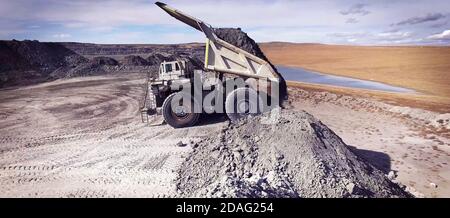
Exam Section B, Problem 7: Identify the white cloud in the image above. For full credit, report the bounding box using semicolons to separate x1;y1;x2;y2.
345;18;359;24
52;33;71;38
377;31;412;40
428;29;450;39
328;32;368;38
394;13;446;26
340;3;370;16
328;30;419;45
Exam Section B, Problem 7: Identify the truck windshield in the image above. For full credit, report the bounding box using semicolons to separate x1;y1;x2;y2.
165;64;172;73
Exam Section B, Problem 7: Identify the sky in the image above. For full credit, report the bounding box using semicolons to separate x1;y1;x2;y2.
0;0;450;45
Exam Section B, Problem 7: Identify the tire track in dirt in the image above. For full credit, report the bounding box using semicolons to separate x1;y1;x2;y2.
0;74;226;197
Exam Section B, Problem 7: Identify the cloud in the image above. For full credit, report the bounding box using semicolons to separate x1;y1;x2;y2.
328;29;417;45
345;18;359;24
427;29;450;40
394;13;446;26
340;3;370;16
328;32;368;38
376;31;412;41
52;33;71;39
430;21;448;28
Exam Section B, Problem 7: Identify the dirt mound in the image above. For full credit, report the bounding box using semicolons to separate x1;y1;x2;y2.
122;55;149;66
147;53;204;70
146;53;168;65
91;56;119;66
0;40;173;87
176;110;412;198
0;40;86;73
0;41;31;72
0;40;87;87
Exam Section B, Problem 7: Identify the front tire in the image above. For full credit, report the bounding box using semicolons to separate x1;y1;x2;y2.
225;87;262;123
162;92;200;128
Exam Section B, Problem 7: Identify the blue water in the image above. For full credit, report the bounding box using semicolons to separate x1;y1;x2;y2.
276;65;414;93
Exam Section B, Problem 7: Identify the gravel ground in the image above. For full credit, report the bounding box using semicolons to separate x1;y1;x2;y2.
1;74;433;198
0;74;225;197
288;87;450;197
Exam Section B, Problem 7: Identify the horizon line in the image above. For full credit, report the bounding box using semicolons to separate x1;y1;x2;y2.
2;39;450;47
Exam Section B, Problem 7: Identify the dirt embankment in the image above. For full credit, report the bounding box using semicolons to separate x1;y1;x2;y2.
0;40;86;87
0;40;205;89
176;110;411;198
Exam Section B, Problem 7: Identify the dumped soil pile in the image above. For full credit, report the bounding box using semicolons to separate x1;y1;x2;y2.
0;40;86;73
176;110;412;198
0;40;205;87
49;56;119;79
147;53;203;70
147;53;169;65
91;56;119;66
0;40;87;87
122;55;149;66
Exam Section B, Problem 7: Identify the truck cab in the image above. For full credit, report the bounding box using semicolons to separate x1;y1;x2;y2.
158;60;188;80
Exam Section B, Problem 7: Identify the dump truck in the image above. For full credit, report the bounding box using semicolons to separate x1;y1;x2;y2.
140;2;283;128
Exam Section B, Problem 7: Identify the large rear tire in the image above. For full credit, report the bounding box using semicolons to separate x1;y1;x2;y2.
162;92;200;128
225;87;262;123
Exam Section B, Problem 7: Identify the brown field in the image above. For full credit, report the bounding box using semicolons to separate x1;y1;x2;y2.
260;43;450;99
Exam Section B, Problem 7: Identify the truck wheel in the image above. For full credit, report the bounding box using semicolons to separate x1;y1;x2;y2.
162;93;200;128
225;87;262;123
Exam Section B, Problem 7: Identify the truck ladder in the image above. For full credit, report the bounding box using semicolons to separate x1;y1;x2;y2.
140;78;158;123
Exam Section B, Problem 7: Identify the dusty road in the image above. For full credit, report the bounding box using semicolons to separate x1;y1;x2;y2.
0;74;225;197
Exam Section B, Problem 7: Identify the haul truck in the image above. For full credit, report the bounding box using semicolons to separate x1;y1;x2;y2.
141;2;282;128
